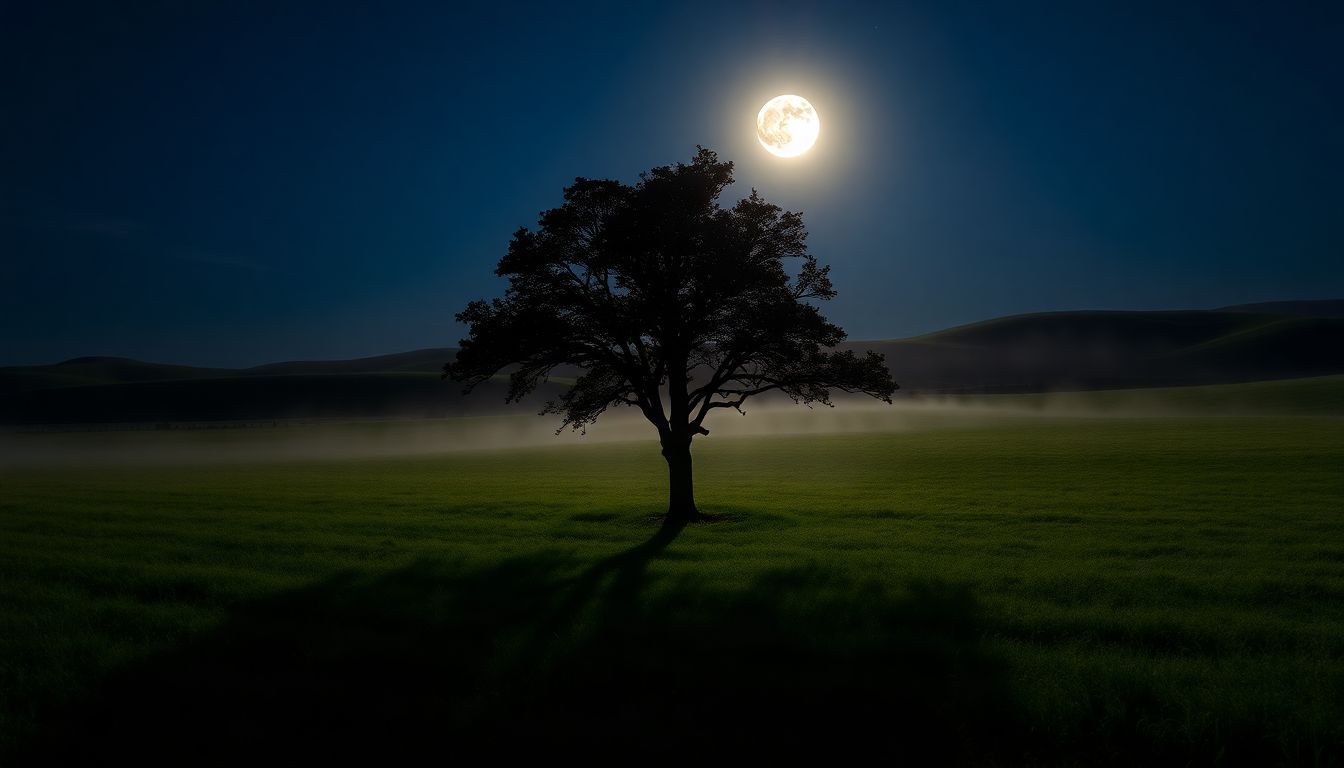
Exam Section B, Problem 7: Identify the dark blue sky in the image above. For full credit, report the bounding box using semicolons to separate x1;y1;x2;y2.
3;1;1341;366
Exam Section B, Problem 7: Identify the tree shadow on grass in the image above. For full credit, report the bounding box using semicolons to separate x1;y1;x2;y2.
26;518;1023;764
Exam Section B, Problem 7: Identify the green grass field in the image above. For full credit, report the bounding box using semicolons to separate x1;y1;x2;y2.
2;391;1343;762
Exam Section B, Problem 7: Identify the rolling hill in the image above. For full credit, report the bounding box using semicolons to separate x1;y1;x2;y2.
854;309;1344;393
1216;299;1344;317
2;302;1340;424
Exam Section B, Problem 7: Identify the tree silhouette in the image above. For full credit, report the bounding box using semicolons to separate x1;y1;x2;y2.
446;148;896;521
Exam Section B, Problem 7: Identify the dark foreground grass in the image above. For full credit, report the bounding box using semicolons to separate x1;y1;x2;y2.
2;415;1342;763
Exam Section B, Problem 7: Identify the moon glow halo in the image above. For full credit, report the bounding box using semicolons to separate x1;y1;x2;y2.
756;95;820;158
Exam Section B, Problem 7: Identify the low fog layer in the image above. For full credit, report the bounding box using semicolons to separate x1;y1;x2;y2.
0;399;1055;468
4;377;1337;468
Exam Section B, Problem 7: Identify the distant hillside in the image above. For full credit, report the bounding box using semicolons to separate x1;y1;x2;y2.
2;374;567;425
243;349;455;376
851;310;1344;393
1216;299;1344;317
2;304;1341;424
0;357;235;395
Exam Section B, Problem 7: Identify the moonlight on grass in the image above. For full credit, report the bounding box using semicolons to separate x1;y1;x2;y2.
756;94;820;158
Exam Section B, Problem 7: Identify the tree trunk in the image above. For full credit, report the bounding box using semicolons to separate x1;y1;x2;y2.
662;437;699;521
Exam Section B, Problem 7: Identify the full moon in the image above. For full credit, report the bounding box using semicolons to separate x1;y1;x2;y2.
756;94;820;158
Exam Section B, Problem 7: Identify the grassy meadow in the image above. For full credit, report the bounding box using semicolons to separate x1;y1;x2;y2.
2;385;1343;763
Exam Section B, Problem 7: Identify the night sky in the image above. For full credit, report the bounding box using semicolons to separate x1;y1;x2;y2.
3;1;1341;367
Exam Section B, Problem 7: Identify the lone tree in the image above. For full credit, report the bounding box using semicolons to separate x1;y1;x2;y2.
446;149;896;522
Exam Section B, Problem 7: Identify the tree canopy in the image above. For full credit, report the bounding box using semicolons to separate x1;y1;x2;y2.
446;148;896;519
